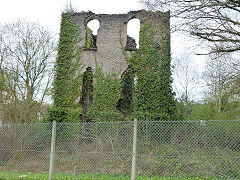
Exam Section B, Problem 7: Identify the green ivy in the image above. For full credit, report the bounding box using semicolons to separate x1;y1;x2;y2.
85;26;91;48
48;13;83;122
124;23;177;121
117;66;134;116
87;66;122;122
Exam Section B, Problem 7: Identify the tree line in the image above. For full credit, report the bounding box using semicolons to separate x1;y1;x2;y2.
173;53;240;120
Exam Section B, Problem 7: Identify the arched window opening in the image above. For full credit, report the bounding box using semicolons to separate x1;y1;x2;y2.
80;67;93;123
85;19;100;49
125;18;140;51
117;66;134;116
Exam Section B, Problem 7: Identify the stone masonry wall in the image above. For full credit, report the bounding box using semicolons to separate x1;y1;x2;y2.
70;10;170;76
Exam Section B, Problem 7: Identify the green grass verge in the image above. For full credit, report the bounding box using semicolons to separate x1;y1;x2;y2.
0;171;234;180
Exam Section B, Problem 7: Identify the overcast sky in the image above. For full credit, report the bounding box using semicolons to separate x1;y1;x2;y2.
0;0;142;33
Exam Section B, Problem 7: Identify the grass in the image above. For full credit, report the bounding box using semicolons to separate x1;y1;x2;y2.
0;171;235;180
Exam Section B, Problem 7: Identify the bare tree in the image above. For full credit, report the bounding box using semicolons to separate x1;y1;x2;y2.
173;55;200;103
141;0;240;54
172;54;201;116
0;20;56;123
63;1;77;13
203;54;240;112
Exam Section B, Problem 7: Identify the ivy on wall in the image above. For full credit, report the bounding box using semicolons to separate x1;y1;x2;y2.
50;13;176;123
47;13;83;122
81;67;93;123
117;65;134;117
85;26;91;48
87;66;122;122
124;22;177;121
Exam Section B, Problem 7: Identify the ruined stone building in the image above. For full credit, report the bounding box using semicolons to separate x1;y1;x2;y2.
70;10;170;75
68;10;170;121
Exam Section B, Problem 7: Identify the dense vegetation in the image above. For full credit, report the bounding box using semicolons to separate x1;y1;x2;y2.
124;23;177;121
47;13;83;122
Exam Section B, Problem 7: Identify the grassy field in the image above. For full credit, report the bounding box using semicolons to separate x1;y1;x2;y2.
0;171;235;180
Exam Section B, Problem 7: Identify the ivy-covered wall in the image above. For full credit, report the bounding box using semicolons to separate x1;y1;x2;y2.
47;13;83;122
87;66;122;122
124;23;176;121
49;11;176;123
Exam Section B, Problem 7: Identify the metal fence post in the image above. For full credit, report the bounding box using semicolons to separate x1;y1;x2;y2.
49;120;57;180
131;118;138;180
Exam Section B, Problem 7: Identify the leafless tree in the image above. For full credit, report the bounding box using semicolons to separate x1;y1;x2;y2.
140;0;240;54
63;1;77;13
203;54;240;112
173;55;200;104
0;20;56;123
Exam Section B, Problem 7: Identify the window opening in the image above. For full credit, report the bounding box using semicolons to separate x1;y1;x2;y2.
85;19;100;49
117;66;134;116
125;18;140;51
81;67;93;123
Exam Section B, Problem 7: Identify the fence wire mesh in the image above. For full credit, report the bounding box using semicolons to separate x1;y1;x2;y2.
0;123;52;174
0;120;239;179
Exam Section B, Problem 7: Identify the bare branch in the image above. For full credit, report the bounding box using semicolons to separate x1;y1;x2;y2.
141;0;240;54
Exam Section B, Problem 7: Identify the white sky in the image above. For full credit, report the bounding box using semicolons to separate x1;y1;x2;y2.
0;0;142;34
0;0;206;101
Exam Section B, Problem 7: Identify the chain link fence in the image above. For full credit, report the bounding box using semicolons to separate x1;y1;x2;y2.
0;120;240;179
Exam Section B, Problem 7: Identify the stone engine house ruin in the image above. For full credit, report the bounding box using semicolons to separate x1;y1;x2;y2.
68;10;170;122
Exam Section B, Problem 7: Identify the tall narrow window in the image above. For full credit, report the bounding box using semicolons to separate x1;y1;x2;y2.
117;66;134;116
81;67;93;123
125;18;140;51
85;19;100;49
